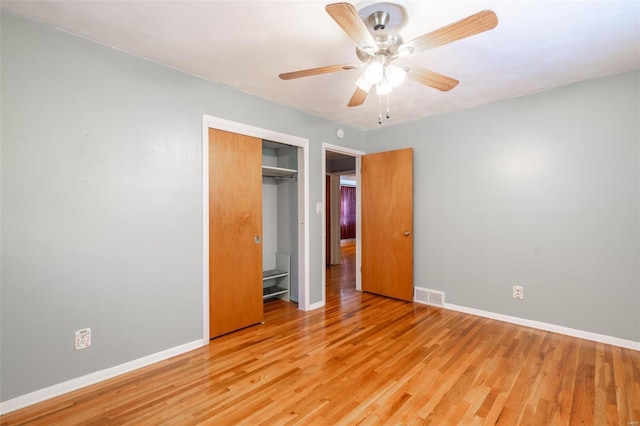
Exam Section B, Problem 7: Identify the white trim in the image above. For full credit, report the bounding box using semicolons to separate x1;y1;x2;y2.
300;138;310;311
0;340;203;415
202;115;311;338
321;143;365;305
443;303;640;351
321;147;327;305
308;300;326;311
201;121;210;343
203;116;308;147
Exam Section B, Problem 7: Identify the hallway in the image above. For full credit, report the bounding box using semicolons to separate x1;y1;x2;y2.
326;240;356;301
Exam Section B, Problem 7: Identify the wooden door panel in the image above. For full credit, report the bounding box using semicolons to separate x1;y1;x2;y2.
361;148;413;301
209;128;263;338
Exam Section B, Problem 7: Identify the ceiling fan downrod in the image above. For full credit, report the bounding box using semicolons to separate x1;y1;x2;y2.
368;10;390;31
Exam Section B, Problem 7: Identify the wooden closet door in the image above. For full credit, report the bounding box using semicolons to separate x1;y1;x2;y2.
209;128;263;338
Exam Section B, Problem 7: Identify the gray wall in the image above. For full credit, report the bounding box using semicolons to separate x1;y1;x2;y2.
0;12;365;401
366;70;640;342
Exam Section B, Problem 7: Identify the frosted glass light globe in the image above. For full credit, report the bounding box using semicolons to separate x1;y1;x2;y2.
355;74;372;92
364;61;384;85
376;78;392;95
385;64;407;87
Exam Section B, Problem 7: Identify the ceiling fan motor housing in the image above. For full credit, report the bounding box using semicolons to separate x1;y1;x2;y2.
355;1;409;62
356;32;404;62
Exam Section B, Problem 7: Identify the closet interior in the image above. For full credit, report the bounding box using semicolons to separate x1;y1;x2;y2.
262;140;299;303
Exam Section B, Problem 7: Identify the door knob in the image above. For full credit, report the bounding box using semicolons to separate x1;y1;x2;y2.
254;235;261;244
404;231;411;237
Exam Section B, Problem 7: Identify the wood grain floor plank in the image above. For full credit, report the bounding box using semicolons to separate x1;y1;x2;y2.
2;242;639;425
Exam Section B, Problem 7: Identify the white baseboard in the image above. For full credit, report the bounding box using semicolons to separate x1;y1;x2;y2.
0;339;204;415
307;301;325;311
443;303;640;352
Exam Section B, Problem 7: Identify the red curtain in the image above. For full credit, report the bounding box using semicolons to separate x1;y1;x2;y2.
340;186;356;239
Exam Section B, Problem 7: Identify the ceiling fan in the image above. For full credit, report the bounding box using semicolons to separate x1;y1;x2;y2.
279;2;498;115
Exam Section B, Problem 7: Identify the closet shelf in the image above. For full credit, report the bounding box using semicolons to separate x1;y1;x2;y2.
262;165;297;179
263;286;288;299
262;253;290;302
263;269;288;280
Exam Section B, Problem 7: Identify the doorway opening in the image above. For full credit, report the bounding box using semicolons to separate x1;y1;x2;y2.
322;143;364;306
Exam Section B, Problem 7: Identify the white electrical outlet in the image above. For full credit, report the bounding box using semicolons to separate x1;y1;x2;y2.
75;328;92;350
513;285;524;300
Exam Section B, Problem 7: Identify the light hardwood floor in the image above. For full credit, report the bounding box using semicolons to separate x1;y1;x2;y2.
2;242;639;425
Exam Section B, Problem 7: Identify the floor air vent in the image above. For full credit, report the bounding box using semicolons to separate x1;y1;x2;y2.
414;287;445;307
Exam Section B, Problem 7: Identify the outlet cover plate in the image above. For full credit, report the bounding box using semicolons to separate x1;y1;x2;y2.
75;328;92;350
513;285;524;300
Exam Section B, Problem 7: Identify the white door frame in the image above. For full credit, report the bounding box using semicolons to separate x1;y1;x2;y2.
322;143;365;305
202;115;310;343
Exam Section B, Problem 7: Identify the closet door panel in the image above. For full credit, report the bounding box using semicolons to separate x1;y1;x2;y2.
209;128;263;338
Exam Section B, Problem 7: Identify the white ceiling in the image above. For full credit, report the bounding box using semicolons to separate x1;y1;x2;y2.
3;0;639;130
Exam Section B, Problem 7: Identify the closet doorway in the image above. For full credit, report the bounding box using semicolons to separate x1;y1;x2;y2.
322;144;364;305
202;115;310;343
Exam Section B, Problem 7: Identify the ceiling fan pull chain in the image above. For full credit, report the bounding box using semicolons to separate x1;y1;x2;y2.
378;95;383;124
386;94;390;119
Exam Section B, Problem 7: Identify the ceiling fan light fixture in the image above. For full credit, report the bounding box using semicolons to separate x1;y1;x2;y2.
364;59;384;85
376;78;392;95
355;74;372;92
385;64;407;87
281;3;500;123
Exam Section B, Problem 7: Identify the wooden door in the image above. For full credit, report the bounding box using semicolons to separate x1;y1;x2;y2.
209;128;263;338
361;148;413;301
